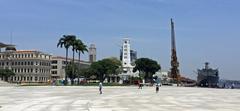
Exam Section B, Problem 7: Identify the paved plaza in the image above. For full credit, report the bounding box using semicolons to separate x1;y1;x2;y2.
0;86;240;111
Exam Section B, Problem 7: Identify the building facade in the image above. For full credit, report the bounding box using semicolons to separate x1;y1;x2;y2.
0;46;51;83
89;44;96;63
51;56;91;80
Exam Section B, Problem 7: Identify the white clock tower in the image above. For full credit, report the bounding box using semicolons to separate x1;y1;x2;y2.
119;38;138;83
122;38;132;69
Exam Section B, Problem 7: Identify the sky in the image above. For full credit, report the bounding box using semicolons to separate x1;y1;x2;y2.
0;0;240;80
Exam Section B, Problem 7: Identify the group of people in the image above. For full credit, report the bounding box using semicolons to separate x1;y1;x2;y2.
138;83;161;93
99;76;161;94
138;76;161;93
99;82;161;94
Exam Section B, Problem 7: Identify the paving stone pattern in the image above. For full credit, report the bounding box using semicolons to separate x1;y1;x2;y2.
0;86;240;111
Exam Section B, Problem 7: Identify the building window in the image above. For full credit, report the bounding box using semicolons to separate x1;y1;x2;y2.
52;60;58;64
35;62;38;65
51;71;57;74
52;66;57;69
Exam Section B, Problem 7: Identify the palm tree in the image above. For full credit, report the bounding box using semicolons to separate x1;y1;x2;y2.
70;36;77;64
57;35;75;85
68;36;79;85
75;39;88;84
75;39;88;65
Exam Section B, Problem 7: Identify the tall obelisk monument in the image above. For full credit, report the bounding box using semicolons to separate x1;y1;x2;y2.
170;18;180;86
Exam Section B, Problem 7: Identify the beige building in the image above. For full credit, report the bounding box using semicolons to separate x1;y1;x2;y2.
51;56;91;80
0;46;51;83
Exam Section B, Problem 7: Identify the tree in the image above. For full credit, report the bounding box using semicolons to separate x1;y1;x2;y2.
133;58;161;83
75;39;88;65
69;36;77;64
76;67;92;84
57;35;88;85
75;39;88;83
57;35;75;84
65;62;78;85
90;58;121;82
0;69;15;82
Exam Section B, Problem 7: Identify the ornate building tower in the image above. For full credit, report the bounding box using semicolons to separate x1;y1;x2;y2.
170;18;181;85
119;38;138;83
89;44;96;63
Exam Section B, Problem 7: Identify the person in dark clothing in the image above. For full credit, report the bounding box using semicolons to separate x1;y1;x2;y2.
99;82;103;94
156;84;159;93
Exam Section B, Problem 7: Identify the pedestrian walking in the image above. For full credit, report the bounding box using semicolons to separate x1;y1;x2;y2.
231;83;235;89
156;84;159;93
99;82;103;94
